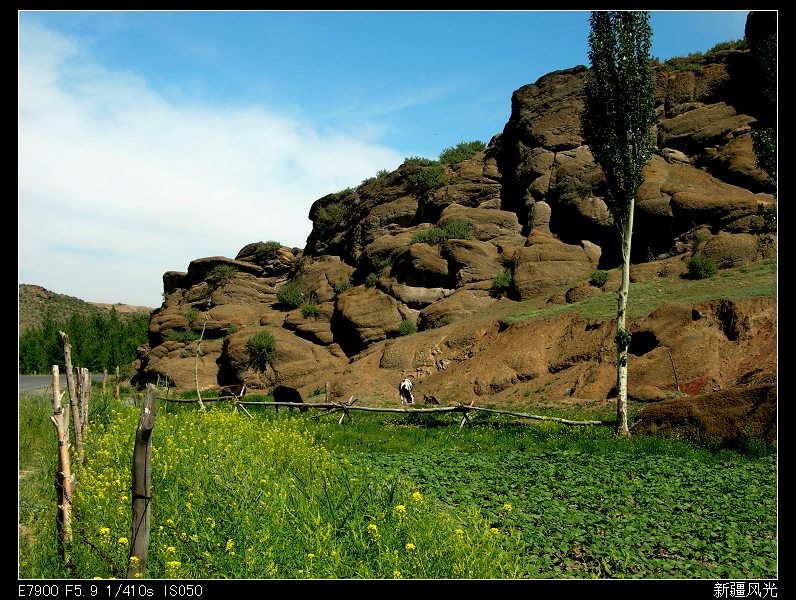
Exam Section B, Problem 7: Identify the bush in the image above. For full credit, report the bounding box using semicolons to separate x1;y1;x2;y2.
316;201;350;228
365;272;378;288
333;280;352;294
301;304;320;318
708;38;748;53
207;265;238;288
410;219;473;246
588;270;609;287
442;219;473;240
406;165;448;195
410;227;449;245
490;269;513;297
246;330;276;370
162;329;201;344
397;320;417;336
277;283;304;308
438;140;486;164
686;252;718;279
184;306;200;324
255;241;282;261
404;156;437;166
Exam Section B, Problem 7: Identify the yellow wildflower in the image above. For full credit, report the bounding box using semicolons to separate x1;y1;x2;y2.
118;537;128;546
490;527;500;535
394;504;406;514
367;524;378;535
503;503;513;512
412;491;423;502
405;543;416;552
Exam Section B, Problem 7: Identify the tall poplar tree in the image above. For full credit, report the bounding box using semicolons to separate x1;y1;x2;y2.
582;11;657;435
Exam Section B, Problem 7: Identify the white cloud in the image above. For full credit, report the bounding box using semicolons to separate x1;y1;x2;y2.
18;21;404;307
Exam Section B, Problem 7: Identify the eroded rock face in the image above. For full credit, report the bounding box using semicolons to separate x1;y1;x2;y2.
136;39;776;425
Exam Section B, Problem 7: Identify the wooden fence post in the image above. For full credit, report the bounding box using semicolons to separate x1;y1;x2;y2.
128;384;158;579
59;331;83;463
79;367;90;435
102;368;108;395
50;365;73;561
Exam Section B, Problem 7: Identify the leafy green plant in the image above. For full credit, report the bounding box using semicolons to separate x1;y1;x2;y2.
301;304;320;318
255;241;282;261
438;140;486;164
404;156;437;167
441;218;473;240
686;252;718;279
406;165;448;195
708;38;748;53
162;329;201;344
588;270;609;287
316;201;350;228
246;330;276;370
752;204;777;233
207;265;238;288
365;272;378;288
490;269;513;298
184;306;200;325
397;319;417;336
277;283;304;308
333;280;352;294
226;324;239;335
410;219;473;245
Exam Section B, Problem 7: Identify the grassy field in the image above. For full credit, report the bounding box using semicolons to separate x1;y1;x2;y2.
18;386;777;580
503;257;776;324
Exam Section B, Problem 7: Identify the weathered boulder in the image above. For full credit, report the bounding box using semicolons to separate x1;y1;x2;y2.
441;239;504;287
438;204;523;242
291;256;356;304
632;384;776;445
218;326;346;390
331;286;406;356
511;231;598;300
235;242;300;276
391;243;452;288
418;289;496;330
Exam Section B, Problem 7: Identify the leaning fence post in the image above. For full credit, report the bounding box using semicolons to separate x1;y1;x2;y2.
128;384;158;579
59;331;84;462
50;365;73;561
79;367;90;436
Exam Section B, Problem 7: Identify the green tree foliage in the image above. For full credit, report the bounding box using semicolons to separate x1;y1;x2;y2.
745;11;776;189
582;11;657;436
18;309;149;374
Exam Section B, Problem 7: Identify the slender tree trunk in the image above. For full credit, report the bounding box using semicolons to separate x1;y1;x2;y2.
194;315;207;411
128;384;158;578
615;200;635;436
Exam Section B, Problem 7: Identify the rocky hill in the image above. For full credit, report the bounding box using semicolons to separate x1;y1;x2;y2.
131;18;776;444
18;284;154;334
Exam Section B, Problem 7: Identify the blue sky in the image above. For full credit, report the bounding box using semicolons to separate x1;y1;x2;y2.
18;10;751;307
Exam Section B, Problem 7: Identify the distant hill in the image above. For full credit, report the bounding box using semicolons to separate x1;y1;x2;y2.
18;284;154;334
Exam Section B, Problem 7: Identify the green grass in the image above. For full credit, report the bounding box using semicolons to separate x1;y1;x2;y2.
19;390;777;580
504;258;776;325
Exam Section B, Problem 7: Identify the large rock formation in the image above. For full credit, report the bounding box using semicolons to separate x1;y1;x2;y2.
134;29;776;446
